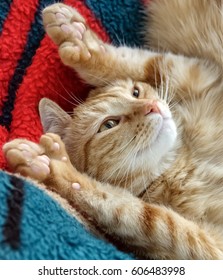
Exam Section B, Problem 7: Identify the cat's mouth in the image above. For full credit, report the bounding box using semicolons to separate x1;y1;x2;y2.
138;115;176;156
149;102;175;141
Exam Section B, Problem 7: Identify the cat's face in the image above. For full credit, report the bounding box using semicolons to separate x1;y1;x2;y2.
40;79;177;194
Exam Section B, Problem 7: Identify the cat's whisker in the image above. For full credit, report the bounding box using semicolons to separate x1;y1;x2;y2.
107;141;137;185
69;94;85;105
84;73;115;87
111;136;136;156
121;131;148;192
112;30;127;47
57;78;86;105
160;64;170;103
47;86;79;107
160;72;165;101
124;138;144;194
166;82;175;106
70;95;85;107
139;140;150;199
166;74;173;104
107;134;143;188
164;77;169;103
131;136;151;197
153;60;159;94
169;100;180;110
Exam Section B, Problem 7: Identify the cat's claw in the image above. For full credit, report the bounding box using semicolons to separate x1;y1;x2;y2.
42;3;104;64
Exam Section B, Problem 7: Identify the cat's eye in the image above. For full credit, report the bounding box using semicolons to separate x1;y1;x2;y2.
98;119;120;133
132;87;140;98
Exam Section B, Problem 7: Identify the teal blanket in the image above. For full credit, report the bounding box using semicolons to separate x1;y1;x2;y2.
0;171;132;259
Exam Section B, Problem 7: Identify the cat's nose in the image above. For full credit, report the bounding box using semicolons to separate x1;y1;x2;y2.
144;101;160;116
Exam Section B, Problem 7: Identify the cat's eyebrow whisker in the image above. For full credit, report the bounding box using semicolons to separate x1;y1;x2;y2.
84;73;114;87
47;86;79;107
69;93;85;105
57;78;86;105
70;94;85;106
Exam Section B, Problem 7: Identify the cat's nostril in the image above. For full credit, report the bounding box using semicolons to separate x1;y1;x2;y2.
144;101;160;116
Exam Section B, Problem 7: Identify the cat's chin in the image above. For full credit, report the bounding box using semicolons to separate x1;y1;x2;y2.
140;116;177;164
153;117;177;156
159;117;177;144
149;102;177;156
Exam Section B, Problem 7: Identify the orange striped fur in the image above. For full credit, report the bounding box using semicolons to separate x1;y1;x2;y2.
4;1;223;259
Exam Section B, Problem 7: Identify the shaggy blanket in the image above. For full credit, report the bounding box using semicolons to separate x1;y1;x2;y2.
0;0;146;259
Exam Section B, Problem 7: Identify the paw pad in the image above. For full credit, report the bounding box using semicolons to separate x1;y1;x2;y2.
52;142;60;151
72;183;81;190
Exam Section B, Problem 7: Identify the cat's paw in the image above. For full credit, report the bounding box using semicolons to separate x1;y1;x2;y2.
3;139;50;182
39;133;81;192
42;3;105;63
3;133;72;183
39;133;69;163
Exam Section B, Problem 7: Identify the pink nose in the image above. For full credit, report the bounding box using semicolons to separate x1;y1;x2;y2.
144;101;160;115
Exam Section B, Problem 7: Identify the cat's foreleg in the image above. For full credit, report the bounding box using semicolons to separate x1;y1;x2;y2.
42;4;222;102
42;3;163;87
4;133;223;260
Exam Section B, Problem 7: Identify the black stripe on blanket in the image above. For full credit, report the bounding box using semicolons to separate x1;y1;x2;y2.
0;0;62;130
0;0;12;34
3;176;24;249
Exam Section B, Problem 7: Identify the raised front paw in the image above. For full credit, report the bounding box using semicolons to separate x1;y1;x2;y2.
42;3;105;64
3;133;72;183
3;139;50;182
39;133;70;163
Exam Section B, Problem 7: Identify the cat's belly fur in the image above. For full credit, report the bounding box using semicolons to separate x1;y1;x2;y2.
144;138;223;230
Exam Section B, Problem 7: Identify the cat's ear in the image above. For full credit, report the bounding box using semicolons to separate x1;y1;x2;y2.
39;98;71;137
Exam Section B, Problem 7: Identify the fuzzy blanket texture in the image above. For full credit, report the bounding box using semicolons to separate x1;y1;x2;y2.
0;0;146;259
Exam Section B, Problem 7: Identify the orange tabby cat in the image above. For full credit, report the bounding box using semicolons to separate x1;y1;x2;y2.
3;0;223;259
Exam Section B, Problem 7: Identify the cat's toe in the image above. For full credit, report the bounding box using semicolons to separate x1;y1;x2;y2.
59;41;91;64
43;3;86;45
39;133;69;161
3;140;49;181
72;22;86;37
42;4;75;24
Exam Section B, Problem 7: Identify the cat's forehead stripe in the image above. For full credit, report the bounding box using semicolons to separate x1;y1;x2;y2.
85;95;128;116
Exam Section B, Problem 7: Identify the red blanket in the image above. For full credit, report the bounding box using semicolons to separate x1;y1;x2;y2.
0;0;145;169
